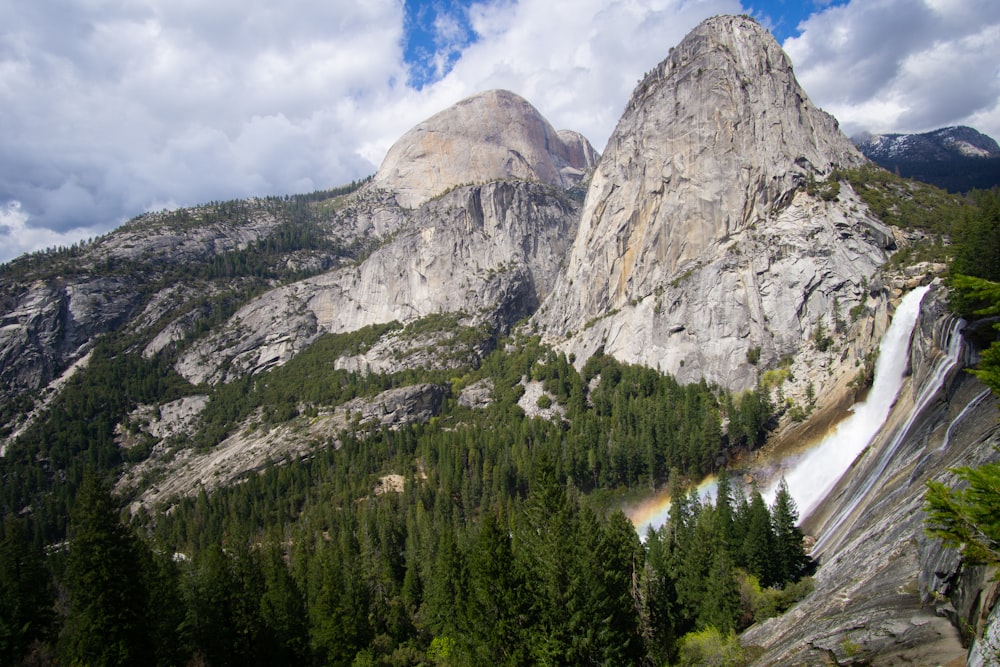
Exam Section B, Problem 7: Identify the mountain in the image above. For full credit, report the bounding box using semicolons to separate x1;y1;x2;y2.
1;13;999;667
372;89;598;208
854;125;1000;192
537;14;890;398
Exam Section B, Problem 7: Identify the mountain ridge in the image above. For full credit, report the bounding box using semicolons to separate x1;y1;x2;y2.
853;125;1000;192
1;13;998;667
536;14;887;397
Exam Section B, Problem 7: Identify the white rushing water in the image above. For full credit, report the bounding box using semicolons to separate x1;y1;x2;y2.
764;286;930;516
809;310;967;553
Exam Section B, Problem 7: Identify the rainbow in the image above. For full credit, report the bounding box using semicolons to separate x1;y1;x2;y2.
626;475;719;537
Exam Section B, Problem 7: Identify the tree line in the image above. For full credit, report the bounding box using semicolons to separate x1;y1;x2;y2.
1;458;812;666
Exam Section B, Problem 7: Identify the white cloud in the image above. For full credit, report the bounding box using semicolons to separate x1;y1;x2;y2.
0;0;406;260
0;201;107;259
424;0;744;151
2;0;1000;264
785;0;1000;138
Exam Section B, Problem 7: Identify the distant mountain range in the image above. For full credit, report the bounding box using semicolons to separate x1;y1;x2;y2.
853;126;1000;192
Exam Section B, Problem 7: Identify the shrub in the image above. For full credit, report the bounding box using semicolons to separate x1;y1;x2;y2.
676;626;746;667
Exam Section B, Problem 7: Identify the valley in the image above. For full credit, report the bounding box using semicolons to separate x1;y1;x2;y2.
1;13;1000;667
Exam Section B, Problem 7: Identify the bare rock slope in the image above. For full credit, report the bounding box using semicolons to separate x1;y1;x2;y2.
372;89;598;208
537;14;888;393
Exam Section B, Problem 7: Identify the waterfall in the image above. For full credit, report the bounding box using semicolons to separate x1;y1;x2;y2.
630;285;953;540
809;302;969;555
764;286;930;516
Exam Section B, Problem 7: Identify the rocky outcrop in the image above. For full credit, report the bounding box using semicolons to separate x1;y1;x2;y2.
0;199;294;403
175;180;578;384
372;90;598;208
742;286;1000;665
122;383;447;509
335;383;447;430
0;277;144;402
537;14;883;393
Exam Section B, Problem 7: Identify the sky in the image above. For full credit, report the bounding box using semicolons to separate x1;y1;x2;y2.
2;0;999;263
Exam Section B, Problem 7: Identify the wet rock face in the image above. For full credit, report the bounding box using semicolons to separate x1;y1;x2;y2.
372;89;598;208
537;14;883;392
742;287;1000;665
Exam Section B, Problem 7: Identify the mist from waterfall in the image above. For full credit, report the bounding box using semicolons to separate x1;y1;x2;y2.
627;286;931;535
763;285;930;516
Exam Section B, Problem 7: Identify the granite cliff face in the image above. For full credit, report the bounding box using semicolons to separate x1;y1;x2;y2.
168;91;592;384
372;89;598;208
173;180;578;385
536;15;885;394
2;14;998;663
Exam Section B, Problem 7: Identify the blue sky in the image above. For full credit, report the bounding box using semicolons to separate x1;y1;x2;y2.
400;0;851;88
1;0;998;261
404;0;479;89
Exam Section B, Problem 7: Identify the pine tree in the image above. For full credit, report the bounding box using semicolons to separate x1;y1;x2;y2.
516;454;576;665
925;459;1000;566
184;544;241;666
714;469;737;555
307;535;372;665
771;478;810;585
138;543;188;667
259;545;310;664
590;510;645;665
59;473;154;666
465;509;528;664
642;524;680;665
741;488;776;587
674;500;713;633
0;516;54;665
697;549;740;633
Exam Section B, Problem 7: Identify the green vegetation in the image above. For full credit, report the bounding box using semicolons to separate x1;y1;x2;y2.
925;459;1000;567
833;164;974;271
5;165;1000;665
837;164;966;233
1;449;811;666
0;309;786;664
643;472;812;666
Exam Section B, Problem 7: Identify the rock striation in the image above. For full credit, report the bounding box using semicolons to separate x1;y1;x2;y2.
372;89;598;208
174;180;578;384
536;14;885;393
